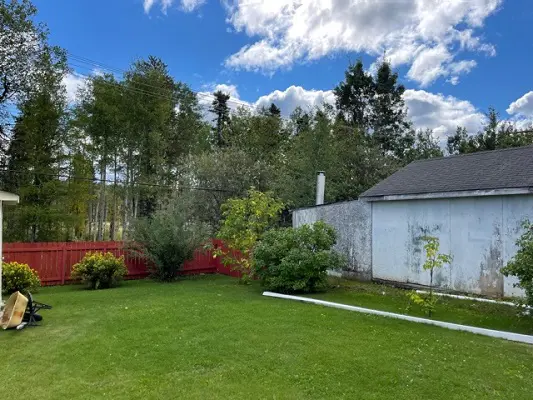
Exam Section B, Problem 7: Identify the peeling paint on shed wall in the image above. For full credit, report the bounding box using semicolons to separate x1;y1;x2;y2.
502;196;533;297
293;200;372;280
372;195;533;297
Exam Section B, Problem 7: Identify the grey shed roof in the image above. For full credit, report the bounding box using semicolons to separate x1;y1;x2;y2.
360;145;533;198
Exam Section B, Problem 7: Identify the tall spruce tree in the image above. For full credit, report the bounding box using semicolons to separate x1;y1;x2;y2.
334;60;412;160
3;47;70;241
371;61;411;155
210;90;231;147
268;103;281;117
334;60;374;130
0;0;60;158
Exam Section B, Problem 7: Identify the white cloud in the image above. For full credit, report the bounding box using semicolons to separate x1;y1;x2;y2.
254;86;335;116
212;83;240;98
195;83;490;139
224;0;501;86
181;0;206;12
447;76;460;86
403;89;486;138
507;91;533;117
506;91;533;129
226;40;300;72
406;45;453;87
62;72;88;103
143;0;204;14
143;0;156;13
252;86;485;138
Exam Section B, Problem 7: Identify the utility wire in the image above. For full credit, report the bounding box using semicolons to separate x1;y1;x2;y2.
0;168;236;193
69;64;255;111
67;53;258;111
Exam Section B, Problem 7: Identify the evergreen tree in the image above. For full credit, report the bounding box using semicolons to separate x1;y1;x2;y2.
473;107;499;151
290;106;312;135
229;105;289;162
371;61;411;154
401;129;443;163
209;90;231;147
447;126;470;155
268;103;281;118
275;109;336;207
334;60;374;130
334;60;412;159
447;108;533;155
3;47;70;242
0;0;60;158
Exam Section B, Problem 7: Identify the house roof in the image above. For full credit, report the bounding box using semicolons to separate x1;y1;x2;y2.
0;191;19;205
360;145;533;199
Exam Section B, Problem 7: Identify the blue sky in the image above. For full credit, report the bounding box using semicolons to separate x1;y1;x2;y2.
34;0;533;138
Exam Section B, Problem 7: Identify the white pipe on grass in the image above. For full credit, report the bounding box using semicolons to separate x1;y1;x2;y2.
263;291;533;345
415;290;532;310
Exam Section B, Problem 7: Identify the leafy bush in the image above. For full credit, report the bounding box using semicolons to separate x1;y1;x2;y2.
2;261;41;294
130;197;209;282
215;188;284;283
252;221;346;293
71;252;128;290
502;220;533;308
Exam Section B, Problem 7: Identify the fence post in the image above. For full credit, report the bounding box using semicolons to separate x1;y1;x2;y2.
60;242;67;285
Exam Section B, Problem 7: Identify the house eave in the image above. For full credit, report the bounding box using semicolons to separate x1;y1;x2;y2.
361;187;533;202
0;191;19;205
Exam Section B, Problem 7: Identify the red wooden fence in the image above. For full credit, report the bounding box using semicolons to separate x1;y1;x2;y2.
2;239;238;286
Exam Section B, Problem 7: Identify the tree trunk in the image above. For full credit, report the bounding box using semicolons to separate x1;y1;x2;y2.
123;165;130;241
110;152;118;241
429;267;434;318
96;161;106;241
134;190;139;219
31;224;37;243
88;200;93;239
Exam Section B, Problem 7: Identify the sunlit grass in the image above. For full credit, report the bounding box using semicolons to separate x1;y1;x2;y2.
1;275;532;399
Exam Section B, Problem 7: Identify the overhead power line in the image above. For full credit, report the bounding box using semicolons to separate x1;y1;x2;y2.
0;168;236;193
66;52;258;111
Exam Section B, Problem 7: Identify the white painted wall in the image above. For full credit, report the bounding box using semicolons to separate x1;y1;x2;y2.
293;200;372;280
371;195;533;297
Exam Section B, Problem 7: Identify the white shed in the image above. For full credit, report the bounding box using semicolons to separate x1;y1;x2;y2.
293;146;533;298
360;146;533;297
0;190;20;306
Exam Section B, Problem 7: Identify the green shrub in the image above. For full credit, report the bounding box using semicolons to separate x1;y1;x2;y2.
129;197;209;282
252;221;346;293
215;188;284;283
72;252;128;290
502;220;533;309
2;261;41;294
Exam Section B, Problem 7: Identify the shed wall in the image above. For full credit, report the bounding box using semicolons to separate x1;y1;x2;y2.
293;200;372;280
372;195;533;297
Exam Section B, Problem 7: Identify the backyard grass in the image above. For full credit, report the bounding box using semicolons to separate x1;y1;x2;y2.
307;278;533;335
1;275;533;400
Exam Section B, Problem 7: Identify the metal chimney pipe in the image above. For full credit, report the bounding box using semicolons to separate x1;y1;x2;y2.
316;171;325;206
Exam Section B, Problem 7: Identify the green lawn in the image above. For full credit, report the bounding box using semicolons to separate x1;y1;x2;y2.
307;278;533;335
1;275;533;400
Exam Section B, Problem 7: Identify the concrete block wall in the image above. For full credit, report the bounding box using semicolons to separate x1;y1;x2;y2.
293;200;372;280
